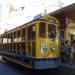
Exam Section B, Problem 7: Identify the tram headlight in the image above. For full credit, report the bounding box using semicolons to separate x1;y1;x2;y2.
50;45;56;51
41;43;47;53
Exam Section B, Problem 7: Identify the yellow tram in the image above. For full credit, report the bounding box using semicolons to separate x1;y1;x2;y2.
0;15;60;69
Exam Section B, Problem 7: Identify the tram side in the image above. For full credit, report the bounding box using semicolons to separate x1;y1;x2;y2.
0;15;60;69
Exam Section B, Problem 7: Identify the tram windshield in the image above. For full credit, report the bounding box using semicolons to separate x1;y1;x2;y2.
48;24;56;39
39;22;56;39
39;22;46;38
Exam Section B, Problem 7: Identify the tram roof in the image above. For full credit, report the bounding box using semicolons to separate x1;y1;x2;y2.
0;19;37;37
0;19;58;37
48;3;75;18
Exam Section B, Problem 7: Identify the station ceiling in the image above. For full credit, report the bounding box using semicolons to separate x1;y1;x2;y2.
49;3;75;19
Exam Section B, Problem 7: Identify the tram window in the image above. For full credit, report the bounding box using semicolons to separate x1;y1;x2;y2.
28;42;32;56
7;35;9;42
7;44;9;52
32;42;36;57
17;30;21;37
14;32;16;38
17;43;20;54
17;30;21;42
13;43;16;53
1;44;2;51
22;28;26;41
39;22;46;38
0;44;1;50
3;44;4;51
48;24;56;39
14;32;17;42
21;42;26;55
4;44;6;52
1;38;3;43
10;44;12;52
4;36;7;43
50;33;55;38
7;35;8;42
27;25;36;40
11;33;13;42
8;44;10;52
6;44;7;52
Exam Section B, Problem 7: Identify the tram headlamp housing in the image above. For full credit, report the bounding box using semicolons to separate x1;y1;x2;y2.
50;45;56;51
41;43;47;53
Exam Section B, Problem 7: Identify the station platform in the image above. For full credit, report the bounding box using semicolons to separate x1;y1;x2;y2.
61;61;75;70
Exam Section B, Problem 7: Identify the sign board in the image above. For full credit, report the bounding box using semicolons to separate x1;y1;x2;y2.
67;23;75;28
33;13;42;20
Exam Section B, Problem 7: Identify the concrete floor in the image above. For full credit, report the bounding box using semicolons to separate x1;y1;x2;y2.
0;57;75;75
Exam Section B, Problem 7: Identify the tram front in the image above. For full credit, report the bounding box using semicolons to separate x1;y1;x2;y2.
35;20;60;69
